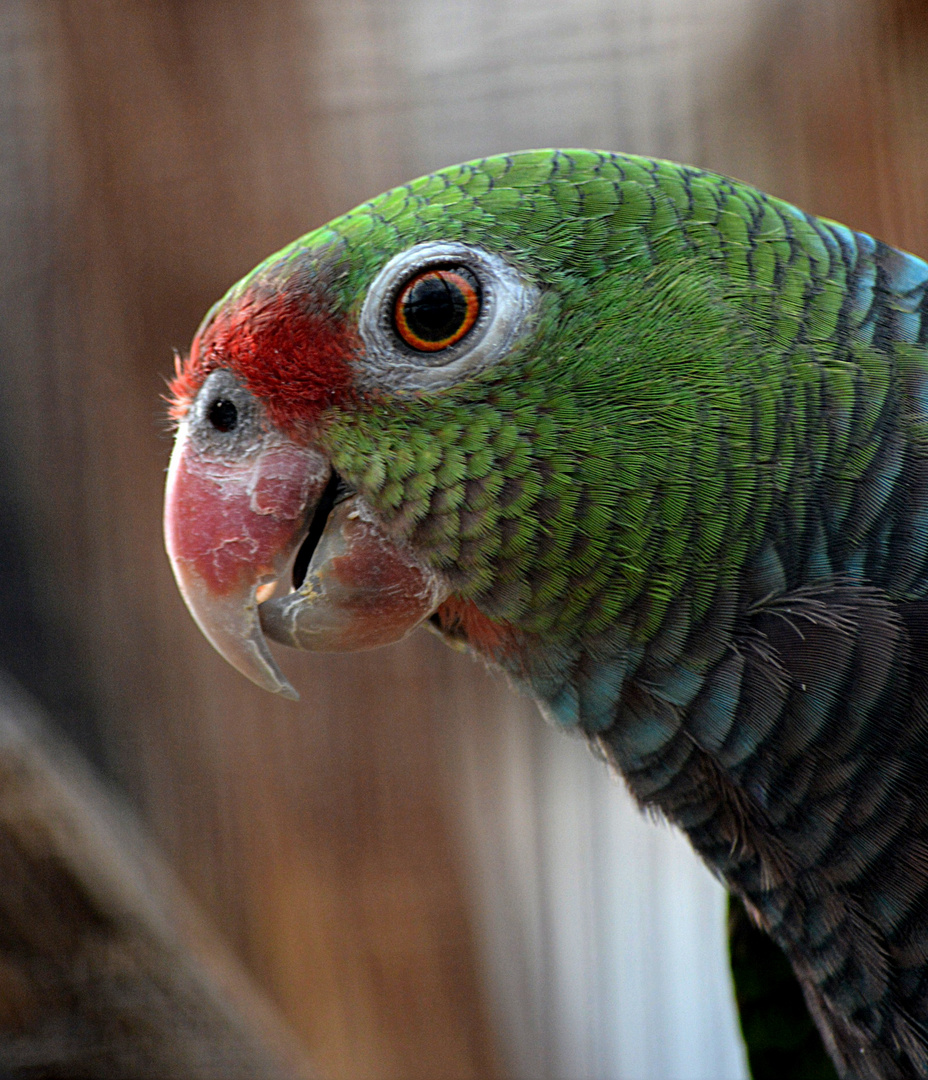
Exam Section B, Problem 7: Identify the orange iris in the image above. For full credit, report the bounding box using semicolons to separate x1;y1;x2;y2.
393;267;481;351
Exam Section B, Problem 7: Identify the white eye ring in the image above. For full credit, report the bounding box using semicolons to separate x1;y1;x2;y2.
357;241;538;393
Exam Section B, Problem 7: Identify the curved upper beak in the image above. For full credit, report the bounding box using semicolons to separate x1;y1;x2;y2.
164;423;329;698
164;423;450;697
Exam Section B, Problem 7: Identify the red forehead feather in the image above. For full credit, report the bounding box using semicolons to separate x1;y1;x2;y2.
169;289;359;431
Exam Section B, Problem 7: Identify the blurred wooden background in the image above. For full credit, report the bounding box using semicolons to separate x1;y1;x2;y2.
1;0;927;1077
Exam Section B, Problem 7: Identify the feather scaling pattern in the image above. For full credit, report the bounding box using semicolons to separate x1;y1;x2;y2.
165;151;928;1078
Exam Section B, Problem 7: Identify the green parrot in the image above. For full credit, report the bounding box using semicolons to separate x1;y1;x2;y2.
164;149;928;1080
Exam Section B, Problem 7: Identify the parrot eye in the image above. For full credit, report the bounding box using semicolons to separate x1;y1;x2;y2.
208;398;238;432
393;266;481;351
189;368;262;454
357;241;538;393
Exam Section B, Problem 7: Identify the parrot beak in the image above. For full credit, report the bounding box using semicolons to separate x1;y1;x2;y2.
258;492;449;653
164;423;450;698
164;423;330;699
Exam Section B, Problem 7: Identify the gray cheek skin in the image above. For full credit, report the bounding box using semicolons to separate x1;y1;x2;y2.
188;367;271;458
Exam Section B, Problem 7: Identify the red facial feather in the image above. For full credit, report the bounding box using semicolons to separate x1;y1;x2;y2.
169;287;359;433
433;595;521;660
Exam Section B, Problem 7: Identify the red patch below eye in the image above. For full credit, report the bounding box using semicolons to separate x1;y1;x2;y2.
169;289;360;432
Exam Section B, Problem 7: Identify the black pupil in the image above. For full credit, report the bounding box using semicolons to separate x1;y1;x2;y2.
403;268;476;343
208;398;238;432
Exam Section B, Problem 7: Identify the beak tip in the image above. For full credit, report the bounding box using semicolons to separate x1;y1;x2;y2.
277;681;301;702
170;568;302;703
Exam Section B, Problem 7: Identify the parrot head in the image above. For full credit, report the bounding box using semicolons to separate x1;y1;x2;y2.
165;150;768;707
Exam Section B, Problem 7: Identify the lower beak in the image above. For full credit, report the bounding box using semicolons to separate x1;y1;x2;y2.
164;424;449;698
259;494;449;652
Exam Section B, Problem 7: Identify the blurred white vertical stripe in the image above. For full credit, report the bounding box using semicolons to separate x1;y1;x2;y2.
441;676;748;1080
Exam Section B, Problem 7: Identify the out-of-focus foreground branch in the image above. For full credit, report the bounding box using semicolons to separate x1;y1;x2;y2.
0;677;314;1080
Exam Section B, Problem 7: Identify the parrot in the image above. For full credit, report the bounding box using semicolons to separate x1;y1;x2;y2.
164;149;928;1080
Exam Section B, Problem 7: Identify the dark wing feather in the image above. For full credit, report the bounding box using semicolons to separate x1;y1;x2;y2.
599;584;928;1079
